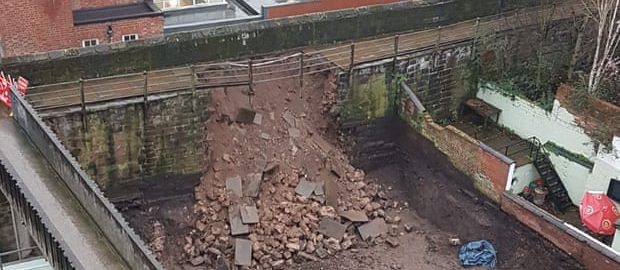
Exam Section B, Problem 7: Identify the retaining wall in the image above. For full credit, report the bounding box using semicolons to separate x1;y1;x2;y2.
41;90;210;202
8;87;163;270
2;0;545;86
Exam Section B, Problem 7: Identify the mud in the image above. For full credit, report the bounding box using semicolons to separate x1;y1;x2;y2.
295;120;583;269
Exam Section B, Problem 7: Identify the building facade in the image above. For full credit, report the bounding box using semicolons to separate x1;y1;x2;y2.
0;0;407;57
0;0;163;58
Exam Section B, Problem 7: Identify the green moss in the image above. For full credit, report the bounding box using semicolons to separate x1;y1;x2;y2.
342;74;391;122
544;141;594;170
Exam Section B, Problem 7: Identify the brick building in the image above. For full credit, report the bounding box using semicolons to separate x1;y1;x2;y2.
259;0;406;19
0;0;163;58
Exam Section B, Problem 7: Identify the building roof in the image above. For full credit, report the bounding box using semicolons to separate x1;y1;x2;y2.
73;2;162;25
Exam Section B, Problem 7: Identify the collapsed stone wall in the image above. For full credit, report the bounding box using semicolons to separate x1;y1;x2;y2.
43;90;210;202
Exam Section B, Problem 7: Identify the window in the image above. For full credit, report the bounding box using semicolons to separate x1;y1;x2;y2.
122;34;139;42
81;39;99;47
607;178;620;203
154;0;225;10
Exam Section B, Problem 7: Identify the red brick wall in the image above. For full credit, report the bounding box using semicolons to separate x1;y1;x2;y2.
265;0;404;19
73;16;163;46
420;113;511;202
501;193;620;270
0;0;162;57
479;149;511;201
76;0;144;9
0;0;75;56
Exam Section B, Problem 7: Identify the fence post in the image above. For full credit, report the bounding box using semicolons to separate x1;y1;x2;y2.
393;35;400;77
190;65;197;113
143;71;148;122
349;44;355;72
471;17;481;60
190;65;196;95
299;52;304;99
79;79;86;130
348;44;356;88
248;59;254;108
435;26;442;52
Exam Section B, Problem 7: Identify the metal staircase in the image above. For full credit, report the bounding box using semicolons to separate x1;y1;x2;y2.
503;137;573;212
530;138;573;212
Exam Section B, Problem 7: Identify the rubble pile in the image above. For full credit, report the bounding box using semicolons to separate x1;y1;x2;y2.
178;80;408;269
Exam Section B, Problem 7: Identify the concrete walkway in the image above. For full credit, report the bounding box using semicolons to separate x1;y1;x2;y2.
0;115;129;270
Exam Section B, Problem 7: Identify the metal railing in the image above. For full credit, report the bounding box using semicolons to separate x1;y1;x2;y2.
27;0;584;111
0;247;40;270
502;136;545;162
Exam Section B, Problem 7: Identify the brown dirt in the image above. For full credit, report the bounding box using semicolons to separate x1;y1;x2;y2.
124;66;583;269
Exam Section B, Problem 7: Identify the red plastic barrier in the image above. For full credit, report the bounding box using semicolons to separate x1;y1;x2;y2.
0;72;28;109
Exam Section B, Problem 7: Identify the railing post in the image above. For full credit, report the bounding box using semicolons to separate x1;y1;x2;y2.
143;71;148;122
299;52;304;99
435;26;442;52
190;65;196;94
348;44;356;88
471;17;480;60
248;59;254;108
190;65;197;113
393;35;400;75
79;79;86;130
349;43;355;72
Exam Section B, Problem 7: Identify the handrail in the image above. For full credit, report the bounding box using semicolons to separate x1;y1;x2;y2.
502;136;546;162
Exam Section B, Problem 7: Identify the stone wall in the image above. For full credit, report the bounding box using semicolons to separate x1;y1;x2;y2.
334;43;511;202
42;90;210;202
2;0;547;85
399;42;473;122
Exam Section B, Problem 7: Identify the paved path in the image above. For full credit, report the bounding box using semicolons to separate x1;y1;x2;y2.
0;115;130;270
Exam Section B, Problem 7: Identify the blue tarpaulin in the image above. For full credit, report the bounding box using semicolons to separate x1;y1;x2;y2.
458;240;497;268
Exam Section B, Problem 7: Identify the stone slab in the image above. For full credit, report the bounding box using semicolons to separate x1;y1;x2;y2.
244;173;262;198
255;159;267;172
253;113;263;125
282;111;296;127
241;205;259;224
318;218;346;240
358;218;387;241
313;182;324;196
288;128;301;138
234;238;252;266
228;205;249;236
259;132;271;140
295;179;316;198
324;176;340;208
226;176;243;197
339;210;369;223
236;108;256;124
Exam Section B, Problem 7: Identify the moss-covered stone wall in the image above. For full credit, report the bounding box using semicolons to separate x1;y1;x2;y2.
43;90;210;202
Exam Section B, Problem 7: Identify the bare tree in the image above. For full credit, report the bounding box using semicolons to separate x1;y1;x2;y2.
582;0;620;95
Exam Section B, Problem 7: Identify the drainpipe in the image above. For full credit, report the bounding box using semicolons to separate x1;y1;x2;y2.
612;219;620;252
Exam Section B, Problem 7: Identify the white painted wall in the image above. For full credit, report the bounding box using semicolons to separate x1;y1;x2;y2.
510;163;540;194
586;137;620;193
547;151;590;204
477;85;596;157
477;85;620;205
